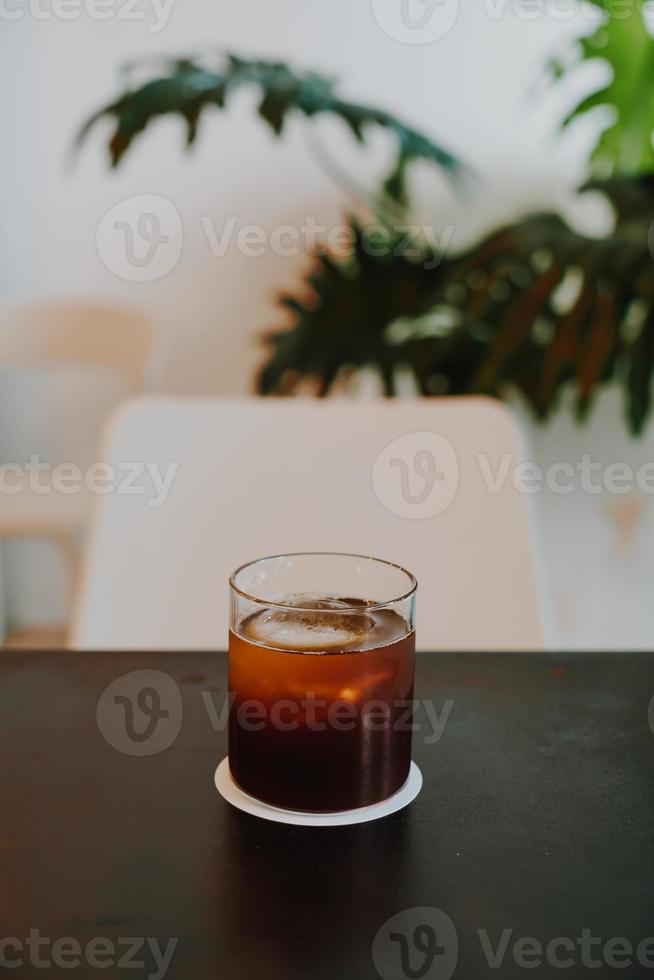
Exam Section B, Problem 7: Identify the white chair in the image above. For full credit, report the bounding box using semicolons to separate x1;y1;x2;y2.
0;301;153;630
0;300;153;391
72;396;545;650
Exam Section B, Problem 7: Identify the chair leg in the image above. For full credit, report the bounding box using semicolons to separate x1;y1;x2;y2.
50;533;81;631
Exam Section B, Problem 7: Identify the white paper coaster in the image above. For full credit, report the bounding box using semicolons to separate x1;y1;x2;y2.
214;757;422;827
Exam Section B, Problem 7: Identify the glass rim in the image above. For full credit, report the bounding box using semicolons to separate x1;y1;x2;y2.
229;551;418;613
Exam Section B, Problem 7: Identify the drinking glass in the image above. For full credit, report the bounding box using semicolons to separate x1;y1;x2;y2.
228;553;417;812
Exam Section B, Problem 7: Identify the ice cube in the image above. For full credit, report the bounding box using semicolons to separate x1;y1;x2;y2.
244;597;373;652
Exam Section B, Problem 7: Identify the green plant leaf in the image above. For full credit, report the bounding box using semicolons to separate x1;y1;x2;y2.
76;53;464;203
258;178;654;434
551;1;654;175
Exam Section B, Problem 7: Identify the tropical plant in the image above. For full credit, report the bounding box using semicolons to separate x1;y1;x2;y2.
77;53;462;205
79;5;654;432
548;0;654;176
260;178;654;433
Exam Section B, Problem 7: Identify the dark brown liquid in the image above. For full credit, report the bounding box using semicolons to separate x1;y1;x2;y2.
228;600;415;812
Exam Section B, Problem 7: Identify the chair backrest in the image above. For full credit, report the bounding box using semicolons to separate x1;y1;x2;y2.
71;396;545;650
0;300;153;393
0;364;128;469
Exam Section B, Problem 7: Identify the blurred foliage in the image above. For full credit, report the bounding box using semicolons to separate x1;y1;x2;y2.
81;34;654;432
548;0;654;175
77;53;463;204
261;0;654;433
260;178;654;433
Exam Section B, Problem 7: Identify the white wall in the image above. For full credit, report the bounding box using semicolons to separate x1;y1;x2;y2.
4;1;652;647
522;388;654;651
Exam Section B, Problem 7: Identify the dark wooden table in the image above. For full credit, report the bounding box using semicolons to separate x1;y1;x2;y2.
2;651;653;979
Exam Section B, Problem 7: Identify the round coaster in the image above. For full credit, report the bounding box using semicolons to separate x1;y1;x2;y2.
214;757;422;827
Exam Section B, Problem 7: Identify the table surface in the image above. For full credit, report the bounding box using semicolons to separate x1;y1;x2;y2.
2;651;653;979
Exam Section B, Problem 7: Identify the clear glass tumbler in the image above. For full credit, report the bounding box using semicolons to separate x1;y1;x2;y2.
228;553;417;812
